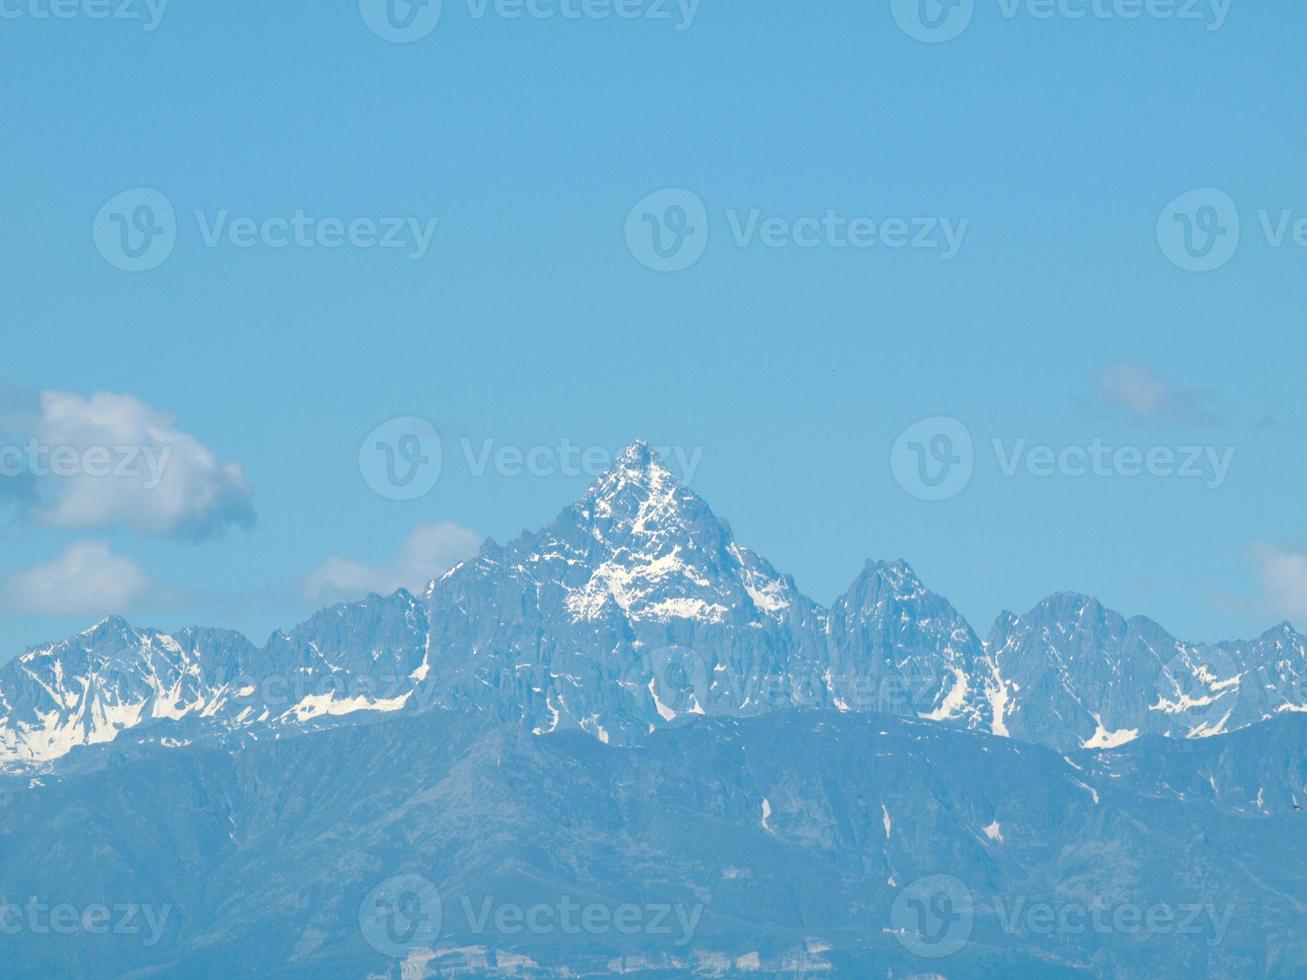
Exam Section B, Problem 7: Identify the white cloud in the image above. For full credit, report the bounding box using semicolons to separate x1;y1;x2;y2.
1250;543;1307;621
0;389;255;539
1089;363;1223;428
304;523;482;603
0;540;154;617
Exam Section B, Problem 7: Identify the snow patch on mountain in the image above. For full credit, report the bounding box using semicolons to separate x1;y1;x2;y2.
1083;714;1139;749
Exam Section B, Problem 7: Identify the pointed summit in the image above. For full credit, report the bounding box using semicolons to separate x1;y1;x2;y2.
1022;592;1115;627
585;440;679;506
870;559;927;600
575;441;707;546
78;615;139;643
88;614;133;632
614;439;657;468
840;559;931;607
828;557;988;728
432;438;813;630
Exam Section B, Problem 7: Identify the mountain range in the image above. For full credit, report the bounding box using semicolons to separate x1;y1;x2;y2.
3;441;1305;977
4;441;1303;769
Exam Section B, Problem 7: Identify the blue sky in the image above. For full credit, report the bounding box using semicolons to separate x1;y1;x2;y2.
1;0;1305;657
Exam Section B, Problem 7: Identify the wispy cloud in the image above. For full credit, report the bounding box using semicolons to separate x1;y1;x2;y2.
1249;543;1307;622
304;523;482;603
1088;363;1224;428
0;540;155;617
0;389;255;539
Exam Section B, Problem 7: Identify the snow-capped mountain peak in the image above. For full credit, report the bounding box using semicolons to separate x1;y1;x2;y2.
481;441;800;627
577;440;711;544
5;440;1307;770
866;558;929;601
